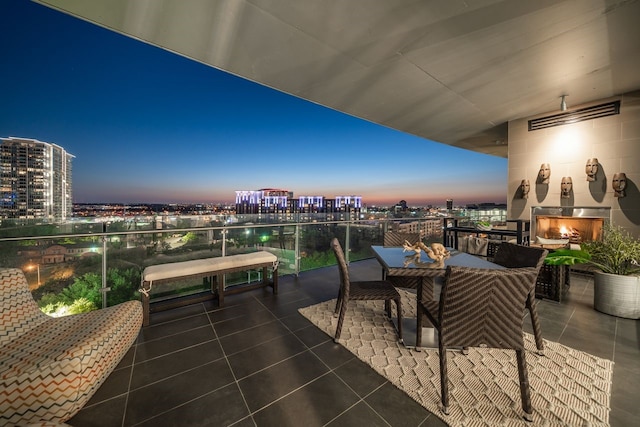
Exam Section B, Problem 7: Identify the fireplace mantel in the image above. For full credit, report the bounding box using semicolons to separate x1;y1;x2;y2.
531;206;611;218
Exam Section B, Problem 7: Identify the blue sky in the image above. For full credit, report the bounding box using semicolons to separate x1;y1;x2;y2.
0;0;507;206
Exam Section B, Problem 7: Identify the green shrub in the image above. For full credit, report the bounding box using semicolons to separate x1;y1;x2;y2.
68;297;97;314
581;224;640;275
545;224;640;276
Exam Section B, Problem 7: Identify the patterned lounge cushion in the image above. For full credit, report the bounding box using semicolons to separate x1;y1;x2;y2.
0;268;143;425
0;269;50;348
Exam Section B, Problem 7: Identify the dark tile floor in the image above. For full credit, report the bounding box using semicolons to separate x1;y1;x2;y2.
69;259;639;426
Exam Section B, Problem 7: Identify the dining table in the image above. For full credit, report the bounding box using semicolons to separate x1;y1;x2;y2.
370;245;504;349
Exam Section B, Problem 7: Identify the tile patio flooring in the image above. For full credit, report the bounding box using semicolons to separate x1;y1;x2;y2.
69;259;639;426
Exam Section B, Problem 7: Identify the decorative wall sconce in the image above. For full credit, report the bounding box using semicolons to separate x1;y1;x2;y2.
612;172;627;198
561;177;573;199
520;179;530;199
538;163;551;184
585;158;599;181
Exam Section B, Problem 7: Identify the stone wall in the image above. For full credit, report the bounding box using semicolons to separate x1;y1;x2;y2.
507;91;640;239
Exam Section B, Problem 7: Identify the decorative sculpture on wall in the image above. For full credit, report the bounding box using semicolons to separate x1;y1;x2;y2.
585;158;599;181
538;163;551;184
612;172;627;198
561;176;573;199
520;179;530;198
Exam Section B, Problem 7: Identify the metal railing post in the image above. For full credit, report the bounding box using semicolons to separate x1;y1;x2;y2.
294;223;300;276
101;234;109;309
345;220;351;264
222;227;227;257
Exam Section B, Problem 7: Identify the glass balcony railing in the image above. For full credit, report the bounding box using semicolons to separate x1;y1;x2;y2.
0;214;450;316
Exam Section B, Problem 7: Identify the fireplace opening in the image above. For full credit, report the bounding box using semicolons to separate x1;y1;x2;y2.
531;206;611;245
535;216;604;243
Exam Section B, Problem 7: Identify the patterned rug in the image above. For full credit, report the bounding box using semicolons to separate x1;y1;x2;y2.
299;290;613;426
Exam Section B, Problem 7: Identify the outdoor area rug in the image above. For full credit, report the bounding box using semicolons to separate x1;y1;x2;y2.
299;289;613;426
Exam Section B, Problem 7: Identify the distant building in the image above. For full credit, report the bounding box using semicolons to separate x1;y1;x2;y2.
42;243;101;264
393;200;408;214
446;199;453;211
235;189;292;214
391;218;442;242
462;202;508;224
18;243;101;265
334;195;362;214
0;137;74;221
235;189;361;215
298;195;324;213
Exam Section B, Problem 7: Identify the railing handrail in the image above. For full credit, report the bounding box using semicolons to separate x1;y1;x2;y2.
0;216;452;313
0;216;446;243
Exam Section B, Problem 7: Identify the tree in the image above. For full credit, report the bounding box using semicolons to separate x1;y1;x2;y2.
182;231;199;244
68;298;98;314
106;267;140;306
40;267;141;313
60;273;102;307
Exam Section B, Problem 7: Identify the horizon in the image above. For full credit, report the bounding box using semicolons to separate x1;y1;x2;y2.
0;0;508;207
71;200;506;209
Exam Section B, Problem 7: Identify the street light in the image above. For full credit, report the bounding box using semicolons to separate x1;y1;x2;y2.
27;263;41;286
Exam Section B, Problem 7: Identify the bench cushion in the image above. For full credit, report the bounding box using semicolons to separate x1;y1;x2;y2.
142;251;278;285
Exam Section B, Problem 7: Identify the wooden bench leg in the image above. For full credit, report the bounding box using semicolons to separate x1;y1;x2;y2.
141;293;150;327
216;274;225;306
261;266;278;294
273;267;278;294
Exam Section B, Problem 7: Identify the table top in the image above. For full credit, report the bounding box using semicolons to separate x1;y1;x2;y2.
371;245;503;276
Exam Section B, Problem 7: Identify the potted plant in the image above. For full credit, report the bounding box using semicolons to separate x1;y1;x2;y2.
544;224;640;319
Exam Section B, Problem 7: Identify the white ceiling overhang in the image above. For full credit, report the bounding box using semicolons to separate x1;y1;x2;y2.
34;0;640;157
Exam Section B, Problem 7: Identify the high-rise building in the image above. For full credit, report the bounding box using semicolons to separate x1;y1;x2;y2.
0;137;74;221
446;199;453;211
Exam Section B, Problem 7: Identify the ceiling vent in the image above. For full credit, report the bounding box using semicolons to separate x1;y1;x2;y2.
528;100;620;131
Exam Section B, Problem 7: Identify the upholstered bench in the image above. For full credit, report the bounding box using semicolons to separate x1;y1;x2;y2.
0;268;143;425
140;251;279;326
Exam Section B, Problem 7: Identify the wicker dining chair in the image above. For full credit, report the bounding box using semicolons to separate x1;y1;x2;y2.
492;242;548;353
331;238;403;343
420;266;540;421
382;232;423;290
383;232;421;247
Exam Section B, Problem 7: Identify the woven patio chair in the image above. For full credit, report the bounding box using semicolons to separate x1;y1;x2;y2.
492;242;548;353
420;266;540;421
383;232;421;247
331;238;403;343
382;232;422;290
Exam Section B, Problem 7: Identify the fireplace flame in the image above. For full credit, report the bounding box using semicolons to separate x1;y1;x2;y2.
534;211;607;244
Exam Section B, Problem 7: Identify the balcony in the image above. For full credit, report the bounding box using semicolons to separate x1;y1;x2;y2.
1;216;638;425
61;260;638;426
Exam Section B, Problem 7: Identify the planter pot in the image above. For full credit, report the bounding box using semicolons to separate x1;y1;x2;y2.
593;271;640;319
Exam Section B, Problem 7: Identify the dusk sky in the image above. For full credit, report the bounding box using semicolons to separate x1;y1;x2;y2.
1;0;507;207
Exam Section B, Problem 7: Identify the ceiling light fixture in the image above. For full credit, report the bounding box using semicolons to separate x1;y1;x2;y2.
560;95;568;111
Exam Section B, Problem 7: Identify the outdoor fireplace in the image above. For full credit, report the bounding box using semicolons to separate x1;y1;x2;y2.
531;206;611;245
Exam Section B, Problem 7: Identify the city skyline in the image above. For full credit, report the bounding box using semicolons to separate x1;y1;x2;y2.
0;0;507;207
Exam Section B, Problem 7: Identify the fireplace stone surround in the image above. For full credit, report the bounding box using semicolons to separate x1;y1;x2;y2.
506;92;639;241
